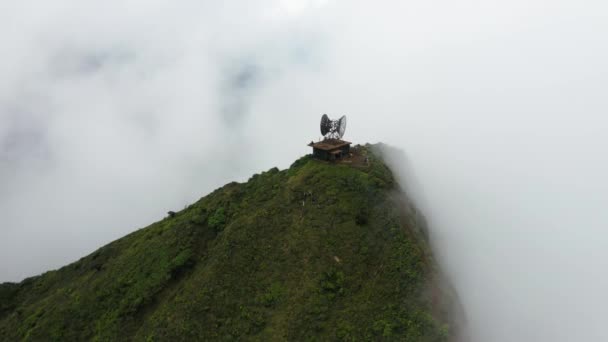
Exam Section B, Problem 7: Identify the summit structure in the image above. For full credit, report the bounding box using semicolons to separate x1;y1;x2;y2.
309;114;352;161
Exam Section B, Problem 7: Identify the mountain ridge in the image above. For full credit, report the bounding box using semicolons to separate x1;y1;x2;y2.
0;144;463;341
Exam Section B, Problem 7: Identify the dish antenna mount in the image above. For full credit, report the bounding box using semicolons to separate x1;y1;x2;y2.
320;114;347;140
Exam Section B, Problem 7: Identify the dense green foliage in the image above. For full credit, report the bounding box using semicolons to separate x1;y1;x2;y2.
0;145;458;341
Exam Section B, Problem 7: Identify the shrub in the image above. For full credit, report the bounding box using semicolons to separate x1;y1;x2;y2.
256;282;284;307
355;207;370;225
208;208;227;232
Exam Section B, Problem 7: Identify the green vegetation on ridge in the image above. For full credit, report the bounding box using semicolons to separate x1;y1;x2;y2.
0;145;457;341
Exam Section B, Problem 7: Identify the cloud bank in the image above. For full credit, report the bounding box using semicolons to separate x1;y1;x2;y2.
2;0;608;340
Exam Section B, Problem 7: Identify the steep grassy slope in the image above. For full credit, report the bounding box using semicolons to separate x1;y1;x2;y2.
0;145;460;341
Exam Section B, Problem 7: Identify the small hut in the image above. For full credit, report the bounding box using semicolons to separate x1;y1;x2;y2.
308;139;351;161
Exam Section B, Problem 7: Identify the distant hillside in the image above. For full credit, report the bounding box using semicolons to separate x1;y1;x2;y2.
0;144;463;341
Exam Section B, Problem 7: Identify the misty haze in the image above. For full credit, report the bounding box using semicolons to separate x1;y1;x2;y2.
2;1;608;341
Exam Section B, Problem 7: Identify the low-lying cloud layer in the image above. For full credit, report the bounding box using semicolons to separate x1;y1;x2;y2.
2;1;607;340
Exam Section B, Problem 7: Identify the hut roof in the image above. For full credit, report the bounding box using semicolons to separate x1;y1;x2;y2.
307;139;351;151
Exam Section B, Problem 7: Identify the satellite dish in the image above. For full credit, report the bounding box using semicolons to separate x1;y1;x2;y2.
319;114;347;140
320;114;331;136
337;115;347;138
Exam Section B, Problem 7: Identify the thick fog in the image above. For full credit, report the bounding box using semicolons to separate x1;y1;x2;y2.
2;0;607;340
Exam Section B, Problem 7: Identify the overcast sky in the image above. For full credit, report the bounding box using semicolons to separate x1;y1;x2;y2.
2;0;608;341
